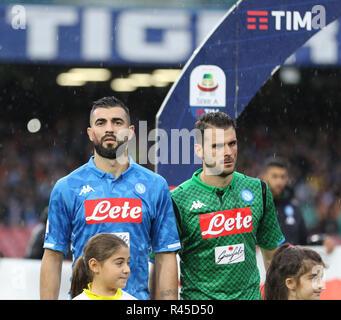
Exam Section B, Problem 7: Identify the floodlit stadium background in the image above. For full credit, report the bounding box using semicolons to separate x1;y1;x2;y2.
0;0;341;299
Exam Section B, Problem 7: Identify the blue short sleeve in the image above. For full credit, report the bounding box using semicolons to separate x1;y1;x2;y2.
43;179;72;256
150;178;181;253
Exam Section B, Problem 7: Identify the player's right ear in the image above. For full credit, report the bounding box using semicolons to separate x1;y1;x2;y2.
194;143;203;160
87;127;94;142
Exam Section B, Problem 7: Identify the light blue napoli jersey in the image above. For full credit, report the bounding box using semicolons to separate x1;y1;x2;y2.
44;156;181;300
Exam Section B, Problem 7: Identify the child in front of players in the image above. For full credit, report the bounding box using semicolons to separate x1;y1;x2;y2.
71;233;137;300
264;243;325;300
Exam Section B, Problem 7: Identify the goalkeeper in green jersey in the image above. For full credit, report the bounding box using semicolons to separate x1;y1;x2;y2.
150;111;285;300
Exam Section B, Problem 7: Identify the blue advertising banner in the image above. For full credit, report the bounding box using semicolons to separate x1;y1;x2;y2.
155;0;341;186
0;4;225;65
0;3;341;66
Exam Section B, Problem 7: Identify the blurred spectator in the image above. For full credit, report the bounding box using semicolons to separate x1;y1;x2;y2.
25;206;72;260
316;192;341;236
261;156;335;254
25;206;48;259
261;157;309;245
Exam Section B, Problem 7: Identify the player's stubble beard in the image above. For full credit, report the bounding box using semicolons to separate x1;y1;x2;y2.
204;156;237;177
93;134;128;160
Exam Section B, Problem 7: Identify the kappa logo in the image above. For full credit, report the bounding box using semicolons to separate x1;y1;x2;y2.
190;200;207;211
79;185;95;196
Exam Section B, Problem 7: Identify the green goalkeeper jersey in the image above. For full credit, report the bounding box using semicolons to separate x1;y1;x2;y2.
171;169;285;300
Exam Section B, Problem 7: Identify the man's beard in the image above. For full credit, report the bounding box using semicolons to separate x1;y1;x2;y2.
204;158;236;177
93;135;128;160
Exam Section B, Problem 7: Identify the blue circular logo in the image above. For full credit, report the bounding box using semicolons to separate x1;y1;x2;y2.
135;182;146;194
241;189;254;202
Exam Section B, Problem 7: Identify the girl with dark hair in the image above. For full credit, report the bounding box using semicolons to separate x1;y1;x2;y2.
264;243;326;300
71;233;137;300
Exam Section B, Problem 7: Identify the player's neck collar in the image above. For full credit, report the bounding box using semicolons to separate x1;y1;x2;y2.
88;155;135;178
193;168;236;192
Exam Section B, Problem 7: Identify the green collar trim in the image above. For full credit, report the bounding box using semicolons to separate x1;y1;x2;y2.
191;168;236;193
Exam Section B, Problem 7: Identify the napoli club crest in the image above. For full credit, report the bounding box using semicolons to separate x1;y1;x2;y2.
134;182;146;194
241;189;254;203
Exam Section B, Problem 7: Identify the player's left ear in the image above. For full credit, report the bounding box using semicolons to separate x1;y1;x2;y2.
88;258;100;274
128;125;135;141
285;277;297;290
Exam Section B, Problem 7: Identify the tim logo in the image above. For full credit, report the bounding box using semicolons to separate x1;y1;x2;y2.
247;11;269;30
247;5;326;31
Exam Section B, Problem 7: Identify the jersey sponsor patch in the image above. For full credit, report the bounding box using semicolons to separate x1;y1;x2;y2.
199;207;253;239
215;243;245;265
112;232;130;247
84;198;142;224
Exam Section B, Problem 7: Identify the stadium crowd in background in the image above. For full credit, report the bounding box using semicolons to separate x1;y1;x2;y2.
237;123;341;239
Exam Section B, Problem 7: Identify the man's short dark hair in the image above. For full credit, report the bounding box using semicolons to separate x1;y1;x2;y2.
263;156;289;172
194;111;236;144
90;96;131;125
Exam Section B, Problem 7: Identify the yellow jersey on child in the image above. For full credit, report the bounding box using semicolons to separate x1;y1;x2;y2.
73;283;137;300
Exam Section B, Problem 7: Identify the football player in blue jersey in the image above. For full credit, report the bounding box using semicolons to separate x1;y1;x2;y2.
40;96;181;300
